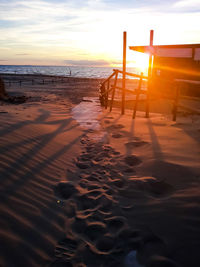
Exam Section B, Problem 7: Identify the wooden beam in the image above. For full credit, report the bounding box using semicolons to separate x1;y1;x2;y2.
113;69;148;80
105;80;109;109
115;86;146;95
102;71;116;85
146;29;154;118
110;71;118;112
122;31;127;115
177;104;200;114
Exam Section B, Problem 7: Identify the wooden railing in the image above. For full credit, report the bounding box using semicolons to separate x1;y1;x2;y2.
172;79;200;121
99;69;147;118
99;69;200;121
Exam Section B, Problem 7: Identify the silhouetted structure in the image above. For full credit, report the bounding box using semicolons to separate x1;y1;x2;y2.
129;43;200;97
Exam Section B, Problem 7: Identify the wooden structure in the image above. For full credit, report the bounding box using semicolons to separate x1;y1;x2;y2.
99;69;148;118
130;38;200;120
100;31;200;121
130;43;200;81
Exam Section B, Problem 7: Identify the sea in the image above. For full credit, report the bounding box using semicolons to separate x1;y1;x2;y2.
0;65;139;79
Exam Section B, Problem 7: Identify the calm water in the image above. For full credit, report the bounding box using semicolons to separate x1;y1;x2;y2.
0;65;139;78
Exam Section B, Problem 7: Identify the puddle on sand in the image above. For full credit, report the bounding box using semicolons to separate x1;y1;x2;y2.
72;97;108;142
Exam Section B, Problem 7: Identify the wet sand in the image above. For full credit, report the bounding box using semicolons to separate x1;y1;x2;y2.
0;75;200;267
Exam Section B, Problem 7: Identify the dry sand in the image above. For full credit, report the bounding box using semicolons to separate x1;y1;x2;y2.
0;75;200;267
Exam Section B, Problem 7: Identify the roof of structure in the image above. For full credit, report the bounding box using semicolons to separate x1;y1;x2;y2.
129;44;200;59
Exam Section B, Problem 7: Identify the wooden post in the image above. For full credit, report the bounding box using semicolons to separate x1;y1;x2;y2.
173;83;180;121
146;29;154;118
105;81;109;109
122;31;127;115
110;71;118;112
133;72;143;119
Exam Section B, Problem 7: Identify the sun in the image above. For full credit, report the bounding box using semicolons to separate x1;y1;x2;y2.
126;51;149;75
134;53;149;74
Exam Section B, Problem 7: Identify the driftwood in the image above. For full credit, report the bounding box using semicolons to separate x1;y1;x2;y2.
0;76;28;104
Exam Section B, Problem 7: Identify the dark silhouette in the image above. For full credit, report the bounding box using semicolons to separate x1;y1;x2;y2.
0;76;27;104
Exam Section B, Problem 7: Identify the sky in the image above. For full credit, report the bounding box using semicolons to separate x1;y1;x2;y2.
0;0;200;66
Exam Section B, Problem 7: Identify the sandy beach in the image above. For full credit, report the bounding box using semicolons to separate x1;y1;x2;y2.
0;74;200;267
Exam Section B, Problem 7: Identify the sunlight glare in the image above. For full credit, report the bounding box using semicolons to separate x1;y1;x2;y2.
133;52;149;75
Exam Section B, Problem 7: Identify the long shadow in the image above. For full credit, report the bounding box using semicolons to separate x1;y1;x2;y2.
146;118;164;161
0;121;79;195
0;122;79;155
0;109;50;137
1;131;82;201
0;116;73;181
171;120;200;144
0;129;82;265
0;127;90;265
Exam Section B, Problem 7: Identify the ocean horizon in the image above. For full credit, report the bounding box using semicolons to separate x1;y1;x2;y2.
0;65;140;79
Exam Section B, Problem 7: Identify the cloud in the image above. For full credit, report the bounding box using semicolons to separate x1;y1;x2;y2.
173;0;200;11
174;0;200;7
15;53;30;56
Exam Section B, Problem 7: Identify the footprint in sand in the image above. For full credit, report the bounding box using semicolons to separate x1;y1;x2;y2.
78;153;93;161
109;178;126;190
87;184;101;190
54;181;78;200
85;189;103;200
124;155;142;166
98;195;113;213
86;235;116;256
104;120;111;124
107;124;125;131
76;194;100;211
84;222;107;242
84;175;99;183
105;116;114;119
146;179;173;198
125;140;148;148
76;161;91;169
95;236;116;254
123;177;173;198
112;151;121;155
78;179;89;188
76;210;92;220
54;237;78;262
112;133;123;138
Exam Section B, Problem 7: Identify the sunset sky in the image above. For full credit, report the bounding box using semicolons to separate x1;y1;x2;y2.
0;0;200;66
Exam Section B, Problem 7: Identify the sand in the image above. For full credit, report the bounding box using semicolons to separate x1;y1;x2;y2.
0;74;200;267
